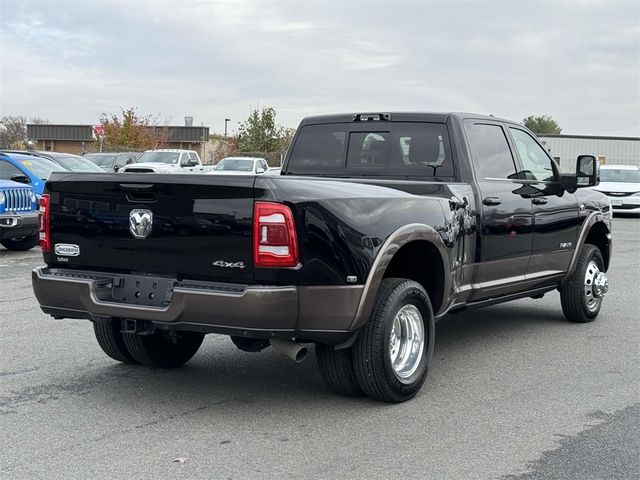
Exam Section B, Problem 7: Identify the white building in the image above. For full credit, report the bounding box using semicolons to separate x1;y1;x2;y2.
538;134;640;171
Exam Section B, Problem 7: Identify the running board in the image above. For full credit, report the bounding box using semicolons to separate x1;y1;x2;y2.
447;285;557;315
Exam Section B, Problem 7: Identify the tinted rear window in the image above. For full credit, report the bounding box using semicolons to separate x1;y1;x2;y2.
287;122;454;178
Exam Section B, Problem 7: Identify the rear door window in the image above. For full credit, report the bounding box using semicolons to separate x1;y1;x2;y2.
288;122;453;178
465;123;517;179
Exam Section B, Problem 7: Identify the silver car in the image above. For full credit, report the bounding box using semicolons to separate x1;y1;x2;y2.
208;157;269;175
592;164;640;214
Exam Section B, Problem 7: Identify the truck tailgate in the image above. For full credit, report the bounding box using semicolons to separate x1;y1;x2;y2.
45;173;255;283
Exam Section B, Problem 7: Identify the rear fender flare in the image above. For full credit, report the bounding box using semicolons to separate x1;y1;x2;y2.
349;223;450;331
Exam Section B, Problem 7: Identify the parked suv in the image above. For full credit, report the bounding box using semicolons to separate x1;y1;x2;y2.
1;150;103;173
0;177;38;251
0;152;63;195
84;152;140;172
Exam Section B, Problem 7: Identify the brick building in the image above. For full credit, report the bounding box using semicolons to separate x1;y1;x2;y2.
27;124;94;154
26;124;210;158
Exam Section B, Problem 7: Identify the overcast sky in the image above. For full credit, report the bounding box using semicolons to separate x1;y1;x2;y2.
1;0;638;136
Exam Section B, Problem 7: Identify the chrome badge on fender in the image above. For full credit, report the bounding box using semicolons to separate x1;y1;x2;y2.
129;209;153;239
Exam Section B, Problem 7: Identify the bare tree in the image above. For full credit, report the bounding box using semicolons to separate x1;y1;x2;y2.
0;116;50;149
0;115;27;148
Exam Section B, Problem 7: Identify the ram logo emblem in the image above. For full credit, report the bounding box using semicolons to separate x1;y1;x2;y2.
129;209;153;239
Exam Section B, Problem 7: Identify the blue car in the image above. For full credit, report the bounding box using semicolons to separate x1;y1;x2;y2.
0;152;65;195
0;179;38;250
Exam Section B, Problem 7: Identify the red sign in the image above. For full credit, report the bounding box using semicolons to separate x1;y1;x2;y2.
93;125;105;136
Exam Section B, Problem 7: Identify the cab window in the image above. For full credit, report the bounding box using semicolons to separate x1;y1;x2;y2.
465;123;517;179
509;128;556;182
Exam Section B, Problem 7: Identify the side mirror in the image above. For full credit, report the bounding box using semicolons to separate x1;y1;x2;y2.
256;167;265;174
113;166;120;172
10;174;30;184
576;154;599;187
560;154;599;193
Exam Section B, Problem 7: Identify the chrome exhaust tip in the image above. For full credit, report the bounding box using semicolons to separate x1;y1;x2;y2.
270;338;308;363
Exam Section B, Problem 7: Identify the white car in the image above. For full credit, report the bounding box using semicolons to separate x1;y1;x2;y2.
121;149;206;173
592;164;640;214
209;157;269;175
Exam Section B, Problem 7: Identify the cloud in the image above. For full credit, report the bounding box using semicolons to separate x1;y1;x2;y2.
0;0;638;136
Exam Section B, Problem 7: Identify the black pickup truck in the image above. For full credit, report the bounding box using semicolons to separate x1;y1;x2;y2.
32;112;612;403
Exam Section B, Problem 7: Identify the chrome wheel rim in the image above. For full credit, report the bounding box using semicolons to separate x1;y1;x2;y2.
389;304;425;380
584;260;603;312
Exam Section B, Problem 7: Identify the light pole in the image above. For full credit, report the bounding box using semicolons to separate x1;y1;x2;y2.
224;118;230;137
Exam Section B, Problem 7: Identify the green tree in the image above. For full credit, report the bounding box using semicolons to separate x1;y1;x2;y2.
237;107;287;152
99;107;168;151
522;115;562;135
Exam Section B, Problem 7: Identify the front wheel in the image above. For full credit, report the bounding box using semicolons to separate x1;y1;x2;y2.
1;234;38;251
560;245;607;323
123;330;204;368
353;278;435;403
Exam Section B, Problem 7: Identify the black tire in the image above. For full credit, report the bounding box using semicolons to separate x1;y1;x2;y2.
123;330;204;368
93;318;138;364
1;234;38;251
560;245;605;323
230;336;270;352
316;343;364;397
353;278;435;403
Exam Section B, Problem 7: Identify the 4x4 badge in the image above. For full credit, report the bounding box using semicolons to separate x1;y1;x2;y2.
129;209;153;239
212;260;246;269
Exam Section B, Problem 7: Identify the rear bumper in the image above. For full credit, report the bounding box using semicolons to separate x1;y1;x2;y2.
32;267;363;343
0;212;38;239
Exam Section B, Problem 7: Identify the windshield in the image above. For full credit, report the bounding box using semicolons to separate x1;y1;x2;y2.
16;157;63;179
54;155;104;172
85;153;116;167
599;168;640;183
136;152;179;164
216;159;254;172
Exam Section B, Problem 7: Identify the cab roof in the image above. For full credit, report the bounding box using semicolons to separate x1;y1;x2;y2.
300;111;519;126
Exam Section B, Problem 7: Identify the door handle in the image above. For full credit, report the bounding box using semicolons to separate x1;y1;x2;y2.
482;196;502;206
532;197;548;205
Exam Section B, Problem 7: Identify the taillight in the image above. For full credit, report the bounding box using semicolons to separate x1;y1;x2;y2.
253;201;298;268
38;194;51;252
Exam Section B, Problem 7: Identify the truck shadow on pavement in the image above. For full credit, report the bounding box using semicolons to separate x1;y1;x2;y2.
82;301;572;406
0;300;579;417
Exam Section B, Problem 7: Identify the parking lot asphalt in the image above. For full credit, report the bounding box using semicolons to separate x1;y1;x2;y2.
1;217;638;480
